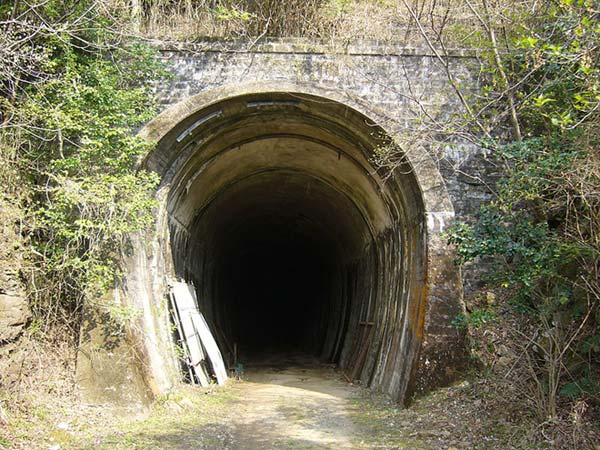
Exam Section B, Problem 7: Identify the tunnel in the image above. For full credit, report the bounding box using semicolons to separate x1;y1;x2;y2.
188;170;372;360
131;83;466;404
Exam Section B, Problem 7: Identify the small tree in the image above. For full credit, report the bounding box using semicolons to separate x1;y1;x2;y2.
1;0;165;333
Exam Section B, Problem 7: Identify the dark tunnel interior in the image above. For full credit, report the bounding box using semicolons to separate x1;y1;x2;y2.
218;227;335;356
182;170;373;364
157;92;429;396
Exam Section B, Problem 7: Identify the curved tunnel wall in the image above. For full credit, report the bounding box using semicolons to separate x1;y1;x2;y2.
132;82;466;404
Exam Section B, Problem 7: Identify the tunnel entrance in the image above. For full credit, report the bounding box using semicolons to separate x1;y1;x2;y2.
131;83;465;404
193;171;369;362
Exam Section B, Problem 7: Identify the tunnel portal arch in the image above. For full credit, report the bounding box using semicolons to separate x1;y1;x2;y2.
129;82;465;405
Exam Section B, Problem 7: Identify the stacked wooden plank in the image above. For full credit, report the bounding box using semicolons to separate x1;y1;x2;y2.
169;281;228;386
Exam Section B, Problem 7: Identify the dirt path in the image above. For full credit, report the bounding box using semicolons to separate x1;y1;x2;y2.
5;353;506;449
224;355;361;449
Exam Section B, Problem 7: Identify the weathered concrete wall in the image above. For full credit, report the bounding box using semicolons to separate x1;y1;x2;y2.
76;296;153;407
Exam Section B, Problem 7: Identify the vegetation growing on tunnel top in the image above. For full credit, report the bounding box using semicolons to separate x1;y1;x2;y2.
123;0;520;46
0;1;166;331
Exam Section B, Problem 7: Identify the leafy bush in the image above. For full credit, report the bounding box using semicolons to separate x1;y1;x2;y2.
444;0;600;432
0;1;165;329
452;307;497;330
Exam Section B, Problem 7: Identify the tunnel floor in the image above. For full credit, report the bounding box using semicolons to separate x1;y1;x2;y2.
226;353;359;449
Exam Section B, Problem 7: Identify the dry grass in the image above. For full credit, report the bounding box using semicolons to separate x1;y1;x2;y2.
463;291;600;449
0;331;78;449
105;0;525;47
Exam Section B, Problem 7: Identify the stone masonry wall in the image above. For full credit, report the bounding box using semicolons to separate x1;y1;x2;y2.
151;38;496;297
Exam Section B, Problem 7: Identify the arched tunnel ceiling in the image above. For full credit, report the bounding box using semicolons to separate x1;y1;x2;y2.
143;90;427;230
171;134;392;238
165;111;402;235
